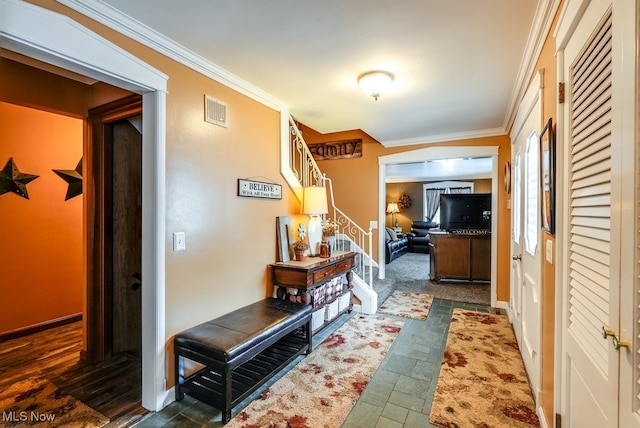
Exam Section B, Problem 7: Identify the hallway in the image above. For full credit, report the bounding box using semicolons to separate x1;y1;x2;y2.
134;298;494;427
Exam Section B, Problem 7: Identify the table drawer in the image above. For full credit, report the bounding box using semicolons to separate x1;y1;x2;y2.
336;257;354;273
313;265;336;283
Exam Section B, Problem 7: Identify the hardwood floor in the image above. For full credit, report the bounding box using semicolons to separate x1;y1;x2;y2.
0;321;148;427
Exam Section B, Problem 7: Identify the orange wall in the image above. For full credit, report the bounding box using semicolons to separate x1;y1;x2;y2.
536;2;563;425
0;58;138;336
0;101;83;334
21;0;300;386
385;179;491;231
301;125;511;302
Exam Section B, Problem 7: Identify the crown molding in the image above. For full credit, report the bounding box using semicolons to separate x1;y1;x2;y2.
502;0;562;134
56;0;289;112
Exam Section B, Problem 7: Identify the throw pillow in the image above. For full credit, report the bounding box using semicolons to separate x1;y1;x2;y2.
386;227;399;241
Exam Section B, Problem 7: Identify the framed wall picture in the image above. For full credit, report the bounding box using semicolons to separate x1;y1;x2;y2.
539;118;555;234
504;161;511;194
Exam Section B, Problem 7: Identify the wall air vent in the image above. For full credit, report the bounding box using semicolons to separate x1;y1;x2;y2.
205;95;228;127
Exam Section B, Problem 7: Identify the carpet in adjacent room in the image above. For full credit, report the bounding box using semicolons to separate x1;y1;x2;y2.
429;309;539;428
226;314;404;428
384;253;491;306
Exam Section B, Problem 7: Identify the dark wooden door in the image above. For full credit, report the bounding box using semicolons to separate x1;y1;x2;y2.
86;95;142;363
111;118;142;356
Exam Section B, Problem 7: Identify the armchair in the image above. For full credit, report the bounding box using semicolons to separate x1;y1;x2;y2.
407;221;438;253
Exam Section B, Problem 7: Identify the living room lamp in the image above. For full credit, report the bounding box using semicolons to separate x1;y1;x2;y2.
386;202;400;228
302;186;328;256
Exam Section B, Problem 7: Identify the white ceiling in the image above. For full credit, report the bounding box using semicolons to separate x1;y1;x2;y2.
97;0;541;148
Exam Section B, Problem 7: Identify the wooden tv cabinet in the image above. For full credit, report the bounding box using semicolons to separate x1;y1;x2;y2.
428;232;490;283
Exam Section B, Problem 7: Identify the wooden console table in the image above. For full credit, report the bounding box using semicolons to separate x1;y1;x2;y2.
429;233;491;283
270;251;355;335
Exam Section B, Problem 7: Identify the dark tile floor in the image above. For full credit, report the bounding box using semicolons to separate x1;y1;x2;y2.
133;298;492;428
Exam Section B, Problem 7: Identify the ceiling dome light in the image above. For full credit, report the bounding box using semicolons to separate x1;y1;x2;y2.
358;71;394;101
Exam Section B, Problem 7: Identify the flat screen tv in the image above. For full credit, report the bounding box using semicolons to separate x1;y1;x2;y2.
439;193;491;231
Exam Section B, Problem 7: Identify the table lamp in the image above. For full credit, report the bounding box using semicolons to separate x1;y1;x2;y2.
386;202;400;228
302;186;328;256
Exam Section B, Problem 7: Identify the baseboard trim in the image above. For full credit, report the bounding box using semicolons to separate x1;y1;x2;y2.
493;300;509;312
0;313;83;342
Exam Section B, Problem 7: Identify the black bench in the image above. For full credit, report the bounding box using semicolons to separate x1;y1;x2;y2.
174;298;312;424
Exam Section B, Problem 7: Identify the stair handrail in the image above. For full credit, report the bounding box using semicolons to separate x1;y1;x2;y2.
289;116;323;189
288;116;374;288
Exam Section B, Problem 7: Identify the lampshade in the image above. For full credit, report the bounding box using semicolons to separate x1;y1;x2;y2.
302;186;328;215
386;202;400;214
358;71;394;101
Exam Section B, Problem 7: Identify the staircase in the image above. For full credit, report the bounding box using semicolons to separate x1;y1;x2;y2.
284;117;378;314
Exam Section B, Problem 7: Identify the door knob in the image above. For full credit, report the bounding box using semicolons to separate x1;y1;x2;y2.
512;254;522;261
602;326;630;351
602;326;615;339
131;272;142;291
613;335;630;351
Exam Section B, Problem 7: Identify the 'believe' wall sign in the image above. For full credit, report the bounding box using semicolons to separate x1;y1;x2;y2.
237;179;282;199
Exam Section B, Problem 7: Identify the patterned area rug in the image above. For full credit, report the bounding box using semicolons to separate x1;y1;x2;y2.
378;291;433;320
430;309;539;427
0;377;109;427
227;314;404;428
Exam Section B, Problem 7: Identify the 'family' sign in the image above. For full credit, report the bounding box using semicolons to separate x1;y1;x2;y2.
307;138;362;161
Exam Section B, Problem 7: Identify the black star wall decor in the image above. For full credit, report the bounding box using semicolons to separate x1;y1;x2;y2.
0;157;39;200
53;157;83;201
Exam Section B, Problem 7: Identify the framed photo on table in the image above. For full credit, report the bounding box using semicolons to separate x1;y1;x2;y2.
276;216;295;262
540;118;555;234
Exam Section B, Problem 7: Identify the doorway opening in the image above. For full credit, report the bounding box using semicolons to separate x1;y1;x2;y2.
2;0;168;411
378;145;500;308
0;57;147;421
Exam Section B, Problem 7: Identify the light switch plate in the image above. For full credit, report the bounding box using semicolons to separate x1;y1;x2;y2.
174;232;186;251
545;239;553;263
370;221;378;230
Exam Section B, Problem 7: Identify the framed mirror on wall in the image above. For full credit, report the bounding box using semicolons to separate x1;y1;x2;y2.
539;118;555;234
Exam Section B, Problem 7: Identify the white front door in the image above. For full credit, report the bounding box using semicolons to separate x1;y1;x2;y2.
510;72;543;402
510;148;523;344
557;0;639;426
520;126;542;402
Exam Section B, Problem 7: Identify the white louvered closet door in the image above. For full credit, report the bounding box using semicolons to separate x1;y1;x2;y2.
558;0;640;428
561;2;618;427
